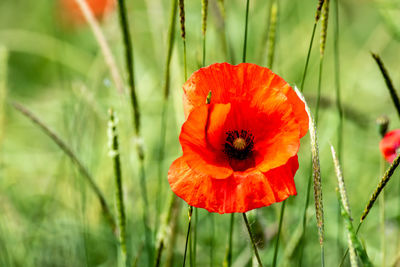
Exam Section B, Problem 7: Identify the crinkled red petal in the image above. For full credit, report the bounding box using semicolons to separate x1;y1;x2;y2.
168;156;299;214
182;63;308;137
180;104;233;179
380;129;400;163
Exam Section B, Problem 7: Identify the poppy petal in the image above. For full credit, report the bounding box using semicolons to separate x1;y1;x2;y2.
380;129;400;163
183;63;308;138
180;104;233;179
168;156;298;214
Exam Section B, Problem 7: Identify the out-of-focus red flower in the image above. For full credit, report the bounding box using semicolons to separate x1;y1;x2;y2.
59;0;115;25
380;129;400;163
168;63;309;214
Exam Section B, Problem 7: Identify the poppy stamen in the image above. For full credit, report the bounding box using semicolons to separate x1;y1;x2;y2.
224;130;254;160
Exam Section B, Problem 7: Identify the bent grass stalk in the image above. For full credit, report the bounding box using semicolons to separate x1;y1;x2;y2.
13;102;116;232
116;0;152;263
154;0;178;261
73;0;124;94
108;109;127;263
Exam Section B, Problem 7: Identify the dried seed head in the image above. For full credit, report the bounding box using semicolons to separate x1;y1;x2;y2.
315;0;325;22
201;0;209;36
179;0;186;39
320;0;330;56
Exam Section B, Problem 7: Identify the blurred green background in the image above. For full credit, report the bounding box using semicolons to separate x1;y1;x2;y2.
1;0;400;266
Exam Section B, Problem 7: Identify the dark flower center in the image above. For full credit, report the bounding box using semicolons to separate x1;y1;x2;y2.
224;130;254;160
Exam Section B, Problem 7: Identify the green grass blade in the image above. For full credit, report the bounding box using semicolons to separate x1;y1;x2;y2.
371;53;400;118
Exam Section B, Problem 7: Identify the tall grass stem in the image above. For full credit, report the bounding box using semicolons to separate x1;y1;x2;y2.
108;109;127;262
116;0;152;263
155;0;178;241
0;46;7;150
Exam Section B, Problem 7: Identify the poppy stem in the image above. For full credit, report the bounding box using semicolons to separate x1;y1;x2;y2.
183;206;193;267
223;214;234;267
272;201;286;267
242;213;263;267
242;0;250;62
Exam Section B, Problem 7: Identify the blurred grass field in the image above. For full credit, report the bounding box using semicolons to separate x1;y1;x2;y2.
1;0;400;266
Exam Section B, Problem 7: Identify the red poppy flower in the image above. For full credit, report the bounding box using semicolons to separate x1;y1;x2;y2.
168;63;309;214
60;0;115;25
380;129;400;163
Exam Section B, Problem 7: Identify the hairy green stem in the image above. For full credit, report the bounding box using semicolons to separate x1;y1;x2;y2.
243;213;263;267
272;201;286;267
223;214;234;267
183;206;193;267
242;0;250;62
